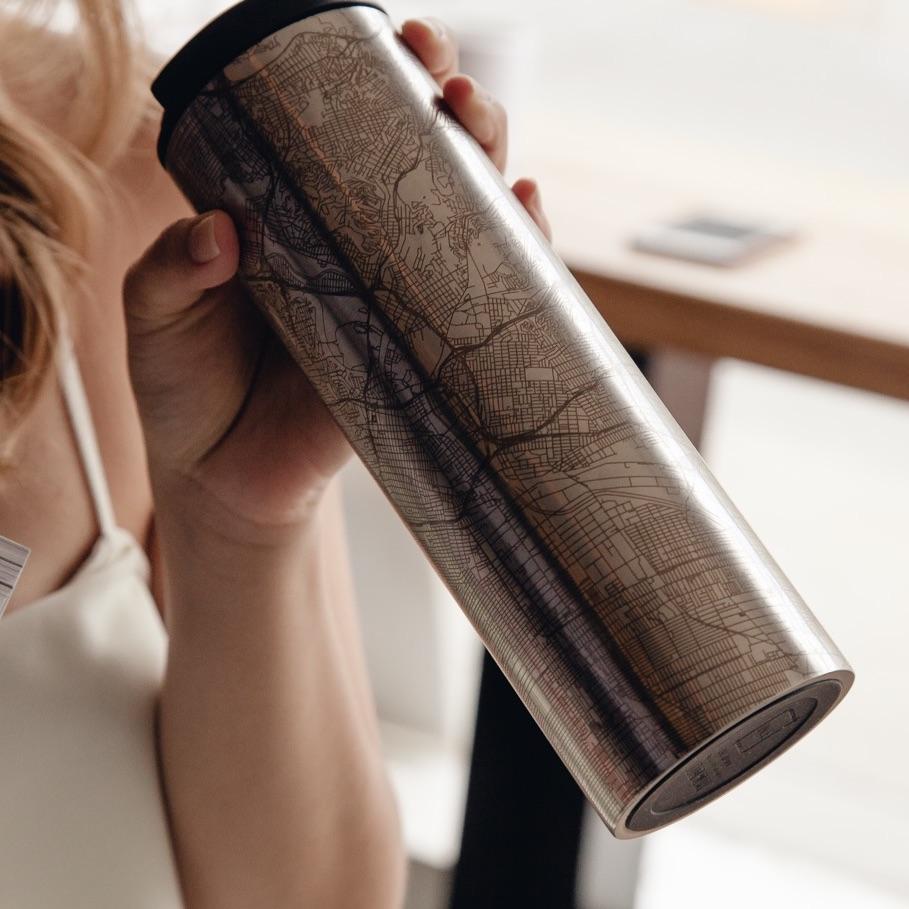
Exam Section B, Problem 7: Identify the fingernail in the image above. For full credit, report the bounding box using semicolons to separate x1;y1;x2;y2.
188;214;220;264
421;16;444;37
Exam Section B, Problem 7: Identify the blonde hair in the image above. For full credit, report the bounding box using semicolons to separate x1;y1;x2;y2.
0;0;153;459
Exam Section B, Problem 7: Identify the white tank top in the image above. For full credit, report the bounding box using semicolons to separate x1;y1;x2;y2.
0;324;185;906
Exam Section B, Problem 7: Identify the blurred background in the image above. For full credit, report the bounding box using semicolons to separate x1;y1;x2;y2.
140;1;908;906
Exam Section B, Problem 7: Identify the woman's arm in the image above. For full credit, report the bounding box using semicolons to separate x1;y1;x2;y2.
128;206;400;905
153;476;401;908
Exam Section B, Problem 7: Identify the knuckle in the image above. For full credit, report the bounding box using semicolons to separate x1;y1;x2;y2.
121;220;185;315
121;257;145;307
154;218;191;263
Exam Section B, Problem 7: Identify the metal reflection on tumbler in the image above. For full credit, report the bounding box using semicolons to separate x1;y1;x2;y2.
152;0;853;837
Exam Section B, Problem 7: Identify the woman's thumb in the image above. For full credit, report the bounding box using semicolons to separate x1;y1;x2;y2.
122;210;249;465
123;210;240;333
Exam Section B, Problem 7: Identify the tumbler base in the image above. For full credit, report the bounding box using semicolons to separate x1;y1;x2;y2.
624;677;845;834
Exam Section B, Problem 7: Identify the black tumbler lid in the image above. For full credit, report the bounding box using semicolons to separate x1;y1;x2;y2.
152;0;387;164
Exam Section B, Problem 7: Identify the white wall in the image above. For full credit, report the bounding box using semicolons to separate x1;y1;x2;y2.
383;0;909;178
144;0;909;182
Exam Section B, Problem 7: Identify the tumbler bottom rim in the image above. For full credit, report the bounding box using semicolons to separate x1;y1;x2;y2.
618;672;850;837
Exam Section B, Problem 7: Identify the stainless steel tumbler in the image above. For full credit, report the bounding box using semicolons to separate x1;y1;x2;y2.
152;0;853;837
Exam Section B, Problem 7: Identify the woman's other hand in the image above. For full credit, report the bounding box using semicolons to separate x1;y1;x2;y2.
400;17;552;241
123;18;553;545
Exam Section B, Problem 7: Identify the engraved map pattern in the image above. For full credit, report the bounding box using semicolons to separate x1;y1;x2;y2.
165;8;848;827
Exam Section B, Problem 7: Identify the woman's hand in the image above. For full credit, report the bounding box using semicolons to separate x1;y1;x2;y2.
399;18;552;238
124;18;553;546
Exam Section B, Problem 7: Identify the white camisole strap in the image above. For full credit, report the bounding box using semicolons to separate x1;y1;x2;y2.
55;312;118;540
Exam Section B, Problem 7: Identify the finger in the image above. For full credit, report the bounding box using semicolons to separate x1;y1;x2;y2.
442;74;508;172
400;17;459;84
123;210;240;331
512;178;553;243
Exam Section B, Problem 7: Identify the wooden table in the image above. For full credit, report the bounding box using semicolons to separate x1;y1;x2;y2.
521;113;909;401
